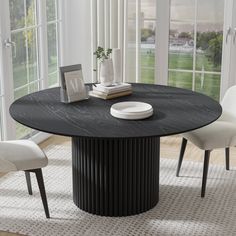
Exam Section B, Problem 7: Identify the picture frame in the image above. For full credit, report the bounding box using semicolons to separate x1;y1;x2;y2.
59;64;89;103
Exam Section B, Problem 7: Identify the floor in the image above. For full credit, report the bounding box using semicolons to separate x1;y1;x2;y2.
0;135;236;236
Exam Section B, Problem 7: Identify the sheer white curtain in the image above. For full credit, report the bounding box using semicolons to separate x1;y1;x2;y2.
91;0;170;85
91;0;126;83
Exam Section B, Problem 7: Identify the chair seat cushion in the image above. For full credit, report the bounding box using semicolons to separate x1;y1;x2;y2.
218;111;236;123
182;121;236;150
0;140;48;172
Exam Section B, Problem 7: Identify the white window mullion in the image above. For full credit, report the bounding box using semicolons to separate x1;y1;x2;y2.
58;0;67;67
192;0;198;91
136;0;141;83
156;0;170;85
0;0;16;140
37;0;49;89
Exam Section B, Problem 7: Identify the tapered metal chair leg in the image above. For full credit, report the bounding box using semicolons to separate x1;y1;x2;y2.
201;150;211;198
225;148;230;170
25;171;33;195
176;138;188;177
34;169;50;218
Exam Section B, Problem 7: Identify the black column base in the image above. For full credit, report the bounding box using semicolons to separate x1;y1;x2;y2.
72;137;160;216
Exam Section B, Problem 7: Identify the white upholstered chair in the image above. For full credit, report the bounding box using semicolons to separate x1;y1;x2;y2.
0;140;50;218
176;85;236;197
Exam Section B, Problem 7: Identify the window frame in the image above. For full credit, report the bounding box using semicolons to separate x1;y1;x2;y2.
168;0;225;99
122;0;227;100
0;0;61;141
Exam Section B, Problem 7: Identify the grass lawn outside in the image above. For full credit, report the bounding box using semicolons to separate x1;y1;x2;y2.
139;48;221;101
14;57;58;138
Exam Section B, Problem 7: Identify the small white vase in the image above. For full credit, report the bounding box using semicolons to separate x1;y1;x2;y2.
100;58;114;86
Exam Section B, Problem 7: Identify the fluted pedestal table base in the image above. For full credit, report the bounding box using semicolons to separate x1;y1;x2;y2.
72;137;160;216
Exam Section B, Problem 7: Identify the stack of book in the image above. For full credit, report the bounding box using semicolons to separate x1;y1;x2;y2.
89;83;132;100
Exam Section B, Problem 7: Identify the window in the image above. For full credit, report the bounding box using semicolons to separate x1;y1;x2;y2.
126;0;156;84
124;0;225;101
10;0;40;138
168;0;225;100
140;0;156;84
7;0;60;139
47;0;60;87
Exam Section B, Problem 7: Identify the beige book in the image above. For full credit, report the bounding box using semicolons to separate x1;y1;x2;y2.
89;90;132;100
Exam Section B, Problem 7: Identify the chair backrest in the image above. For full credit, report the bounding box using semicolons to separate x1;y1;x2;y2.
221;85;236;117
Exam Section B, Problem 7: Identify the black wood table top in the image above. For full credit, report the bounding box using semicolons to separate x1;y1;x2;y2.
10;83;222;139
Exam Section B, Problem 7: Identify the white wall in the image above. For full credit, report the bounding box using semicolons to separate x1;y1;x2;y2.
220;0;236;99
60;0;92;83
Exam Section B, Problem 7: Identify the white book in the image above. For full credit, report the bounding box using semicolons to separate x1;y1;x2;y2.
93;83;132;95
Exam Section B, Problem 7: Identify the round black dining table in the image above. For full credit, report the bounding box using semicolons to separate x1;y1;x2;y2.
9;83;222;217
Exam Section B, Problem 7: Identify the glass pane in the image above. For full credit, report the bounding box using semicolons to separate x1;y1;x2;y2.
12;32;28;89
168;71;193;90
126;0;137;83
141;42;155;84
16;123;32;139
10;0;38;139
47;23;58;86
128;0;136;18
28;29;39;82
196;0;224;73
14;83;38;139
141;66;155;84
169;22;194;70
170;0;195;22
126;18;136;82
48;72;58;87
197;0;224;24
25;0;36;27
141;0;156;19
14;86;28;100
196;33;223;72
195;73;220;101
10;0;36;30
9;0;24;30
12;29;39;90
29;82;39;93
47;0;57;22
14;83;38;100
141;19;155;84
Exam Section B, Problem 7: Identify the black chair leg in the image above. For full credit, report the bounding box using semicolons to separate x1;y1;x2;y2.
26;169;50;218
25;171;33;195
176;138;188;177
35;169;50;218
201;150;211;198
225;148;230;171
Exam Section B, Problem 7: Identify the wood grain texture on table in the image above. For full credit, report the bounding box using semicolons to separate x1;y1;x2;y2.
10;83;222;138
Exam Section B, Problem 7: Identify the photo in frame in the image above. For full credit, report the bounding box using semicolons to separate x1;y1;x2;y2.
59;64;88;103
